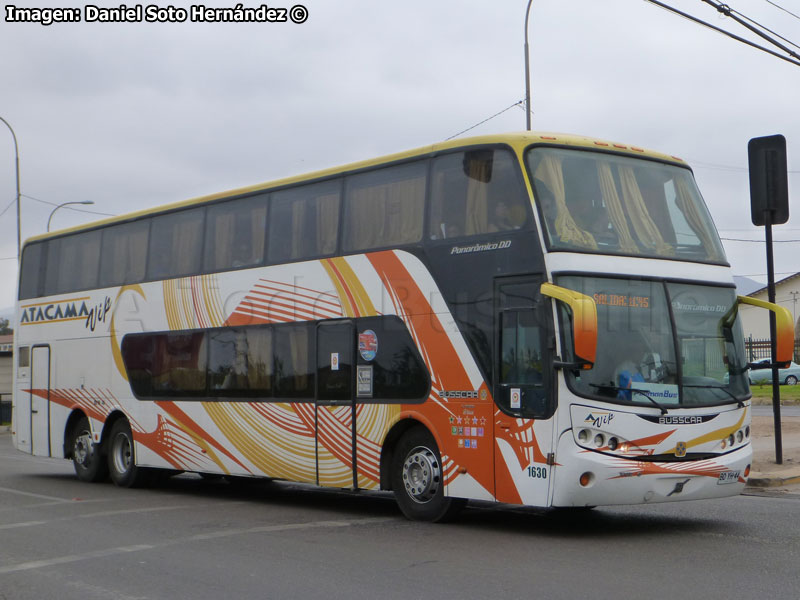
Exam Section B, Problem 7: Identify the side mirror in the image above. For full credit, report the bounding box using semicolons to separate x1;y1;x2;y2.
541;282;597;369
737;296;794;366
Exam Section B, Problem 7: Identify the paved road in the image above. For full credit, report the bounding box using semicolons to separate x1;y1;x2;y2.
2;432;800;600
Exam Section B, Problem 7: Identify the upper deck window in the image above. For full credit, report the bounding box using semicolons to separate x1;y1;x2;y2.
429;148;528;240
343;161;426;252
526;147;726;264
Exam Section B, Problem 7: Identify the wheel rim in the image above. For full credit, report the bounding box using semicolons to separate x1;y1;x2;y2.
788;376;797;385
402;446;441;504
73;430;93;467
111;432;132;475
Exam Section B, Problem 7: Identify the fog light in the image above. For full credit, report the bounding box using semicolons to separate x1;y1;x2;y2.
579;472;594;487
594;434;605;448
578;429;590;443
728;434;735;447
608;437;619;451
736;430;744;443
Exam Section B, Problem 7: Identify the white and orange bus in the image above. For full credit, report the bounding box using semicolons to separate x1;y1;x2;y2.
12;132;793;521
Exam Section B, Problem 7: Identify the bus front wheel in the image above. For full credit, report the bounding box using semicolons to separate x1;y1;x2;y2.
71;416;108;483
107;419;154;488
391;426;465;522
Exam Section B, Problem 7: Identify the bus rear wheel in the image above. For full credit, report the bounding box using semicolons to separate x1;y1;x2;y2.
108;419;154;488
71;416;108;483
391;426;465;522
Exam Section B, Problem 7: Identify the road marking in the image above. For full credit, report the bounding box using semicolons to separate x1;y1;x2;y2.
0;517;393;574
0;485;78;503
0;520;47;530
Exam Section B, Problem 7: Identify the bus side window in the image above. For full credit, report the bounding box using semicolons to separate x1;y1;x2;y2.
19;243;44;299
147;208;205;280
205;195;268;272
268;180;341;263
429;148;529;240
43;230;101;295
99;219;150;287
343;162;426;252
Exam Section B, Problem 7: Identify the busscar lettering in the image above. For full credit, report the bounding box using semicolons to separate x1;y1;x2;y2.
5;5;81;25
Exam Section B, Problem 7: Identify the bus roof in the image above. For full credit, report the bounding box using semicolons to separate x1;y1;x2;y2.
28;131;688;243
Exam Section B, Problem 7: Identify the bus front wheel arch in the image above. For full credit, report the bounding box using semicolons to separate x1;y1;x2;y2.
390;425;465;522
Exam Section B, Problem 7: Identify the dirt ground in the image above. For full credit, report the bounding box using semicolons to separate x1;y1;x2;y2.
750;415;800;478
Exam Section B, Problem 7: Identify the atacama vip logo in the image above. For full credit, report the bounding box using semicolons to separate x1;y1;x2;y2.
19;295;112;332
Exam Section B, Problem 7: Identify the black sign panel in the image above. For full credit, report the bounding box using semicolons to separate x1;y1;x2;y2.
749;135;789;226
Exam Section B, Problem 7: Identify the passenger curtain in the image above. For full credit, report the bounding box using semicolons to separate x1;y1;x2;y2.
213;212;236;270
465;161;489;235
171;217;203;275
618;166;674;257
534;155;598;249
347;177;424;249
249;204;267;263
315;194;339;255
596;162;639;254
246;329;272;391
291;200;307;260
674;177;724;262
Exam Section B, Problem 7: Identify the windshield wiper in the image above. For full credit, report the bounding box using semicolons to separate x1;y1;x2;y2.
682;384;745;409
590;384;668;415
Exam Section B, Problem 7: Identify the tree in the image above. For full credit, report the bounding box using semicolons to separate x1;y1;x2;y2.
0;318;12;335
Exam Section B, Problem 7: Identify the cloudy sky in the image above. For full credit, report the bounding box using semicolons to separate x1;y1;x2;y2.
1;0;798;314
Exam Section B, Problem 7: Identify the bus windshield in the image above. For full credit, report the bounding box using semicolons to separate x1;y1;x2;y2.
526;147;727;264
558;276;749;408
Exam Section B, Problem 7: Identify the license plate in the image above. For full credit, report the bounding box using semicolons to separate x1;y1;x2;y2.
717;470;741;485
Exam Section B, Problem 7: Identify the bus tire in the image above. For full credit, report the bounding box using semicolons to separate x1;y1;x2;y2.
71;416;108;483
391;426;465;522
107;419;154;488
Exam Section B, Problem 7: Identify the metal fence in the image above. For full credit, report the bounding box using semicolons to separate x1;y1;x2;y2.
744;338;800;362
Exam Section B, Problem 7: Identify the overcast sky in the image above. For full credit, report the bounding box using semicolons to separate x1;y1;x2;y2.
1;0;798;313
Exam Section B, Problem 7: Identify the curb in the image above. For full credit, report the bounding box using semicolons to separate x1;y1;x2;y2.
746;475;800;488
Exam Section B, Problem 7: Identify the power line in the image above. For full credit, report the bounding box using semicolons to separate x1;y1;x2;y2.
446;99;525;141
733;6;800;52
0;198;15;218
700;0;800;60
22;194;116;217
764;0;800;22
642;0;800;67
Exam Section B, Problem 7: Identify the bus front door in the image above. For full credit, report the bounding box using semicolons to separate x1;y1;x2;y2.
30;345;52;457
315;321;357;489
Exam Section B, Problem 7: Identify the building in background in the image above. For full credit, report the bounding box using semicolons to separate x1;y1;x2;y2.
0;334;12;423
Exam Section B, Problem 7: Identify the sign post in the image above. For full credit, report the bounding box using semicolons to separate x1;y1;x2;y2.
748;134;789;464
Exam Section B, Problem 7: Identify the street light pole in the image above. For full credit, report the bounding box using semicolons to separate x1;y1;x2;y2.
47;201;94;232
0;116;21;261
524;0;534;130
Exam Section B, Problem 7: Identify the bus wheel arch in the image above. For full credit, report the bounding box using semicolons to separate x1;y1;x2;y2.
65;410;108;483
106;415;156;488
380;418;425;491
386;422;466;522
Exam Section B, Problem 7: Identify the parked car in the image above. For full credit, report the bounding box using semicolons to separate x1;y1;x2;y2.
748;358;800;385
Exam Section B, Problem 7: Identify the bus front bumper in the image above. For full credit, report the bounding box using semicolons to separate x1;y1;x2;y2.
550;433;752;507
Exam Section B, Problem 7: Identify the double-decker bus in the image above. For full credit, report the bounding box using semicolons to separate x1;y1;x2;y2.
12;132;793;521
